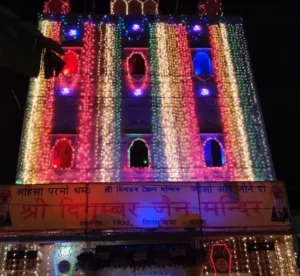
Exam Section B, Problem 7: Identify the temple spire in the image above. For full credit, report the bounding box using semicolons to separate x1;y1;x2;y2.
43;0;71;14
198;0;222;16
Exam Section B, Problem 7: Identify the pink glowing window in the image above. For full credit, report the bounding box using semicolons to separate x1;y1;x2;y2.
52;139;73;169
128;53;146;75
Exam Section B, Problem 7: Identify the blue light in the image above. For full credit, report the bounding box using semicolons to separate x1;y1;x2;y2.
200;88;210;96
68;29;78;37
193;52;213;75
132;24;141;31
133;89;143;96
61;87;70;95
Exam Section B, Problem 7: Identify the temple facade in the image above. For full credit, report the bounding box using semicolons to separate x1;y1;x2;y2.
0;0;297;275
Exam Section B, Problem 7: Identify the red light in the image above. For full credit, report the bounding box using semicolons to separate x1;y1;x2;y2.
61;51;79;77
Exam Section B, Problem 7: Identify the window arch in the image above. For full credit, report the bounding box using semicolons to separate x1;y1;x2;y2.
203;138;225;167
144;0;157;14
61;51;80;77
112;0;127;14
52;139;74;169
128;53;147;76
193;52;213;75
43;0;71;14
128;139;150;168
128;0;142;15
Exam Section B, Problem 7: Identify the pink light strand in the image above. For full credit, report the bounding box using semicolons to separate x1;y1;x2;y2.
176;25;204;179
38;21;61;183
76;22;96;180
209;25;237;180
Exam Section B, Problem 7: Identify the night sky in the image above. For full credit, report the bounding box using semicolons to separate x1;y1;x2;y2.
1;1;299;210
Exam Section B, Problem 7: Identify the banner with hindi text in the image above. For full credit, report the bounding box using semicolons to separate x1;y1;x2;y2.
0;182;290;231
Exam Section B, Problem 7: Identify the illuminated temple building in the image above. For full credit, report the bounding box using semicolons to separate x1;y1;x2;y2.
0;0;298;275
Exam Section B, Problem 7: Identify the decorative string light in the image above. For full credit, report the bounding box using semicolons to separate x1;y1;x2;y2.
17;20;61;184
226;23;274;180
209;23;254;181
209;243;232;276
76;21;96;180
38;21;61;182
43;0;71;14
154;23;181;181
97;22;123;182
176;25;205;179
149;23;168;181
126;51;150;93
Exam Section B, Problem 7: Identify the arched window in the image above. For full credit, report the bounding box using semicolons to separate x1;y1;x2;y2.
128;53;146;75
113;0;127;14
52;139;74;169
193;52;213;75
128;0;142;15
61;51;79;77
129;139;150;168
204;139;225;167
43;0;71;14
144;0;157;14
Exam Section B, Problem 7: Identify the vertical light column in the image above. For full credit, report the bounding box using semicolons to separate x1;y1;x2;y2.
176;25;205;179
155;23;181;181
209;23;254;180
76;21;96;180
227;23;274;180
97;22;122;182
17;20;60;184
39;21;61;183
149;23;168;181
95;24;105;170
165;25;190;178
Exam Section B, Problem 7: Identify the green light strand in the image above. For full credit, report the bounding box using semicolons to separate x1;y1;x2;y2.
112;19;123;181
227;23;275;180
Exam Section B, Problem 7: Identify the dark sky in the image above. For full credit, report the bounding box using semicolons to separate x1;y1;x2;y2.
1;0;299;208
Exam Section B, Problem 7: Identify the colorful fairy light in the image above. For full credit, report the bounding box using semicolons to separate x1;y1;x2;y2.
226;23;274;180
76;21;96;180
96;21;123;182
209;23;255;180
210;243;232;276
43;0;71;14
126;51;149;76
17;20;61;184
176;25;205;179
17;15;274;184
